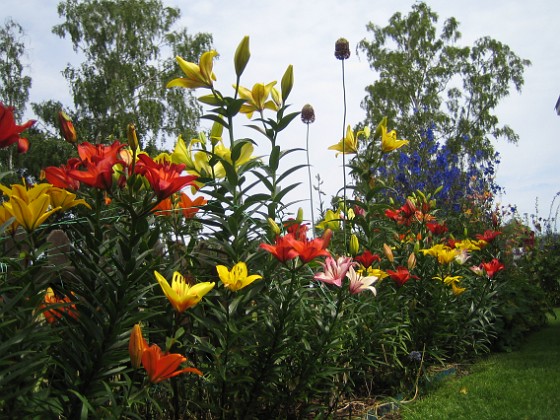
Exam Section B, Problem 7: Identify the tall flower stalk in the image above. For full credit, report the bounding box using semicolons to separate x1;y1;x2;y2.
302;104;316;237
335;38;351;248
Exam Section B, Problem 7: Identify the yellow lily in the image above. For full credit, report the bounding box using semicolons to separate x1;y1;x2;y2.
216;262;262;292
0;204;16;232
1;183;62;232
154;271;215;313
48;187;91;212
379;122;409;153
236;81;280;118
167;51;218;90
316;209;341;231
454;239;484;252
328;125;370;156
421;244;458;265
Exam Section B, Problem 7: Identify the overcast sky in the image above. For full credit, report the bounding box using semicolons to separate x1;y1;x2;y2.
3;0;560;221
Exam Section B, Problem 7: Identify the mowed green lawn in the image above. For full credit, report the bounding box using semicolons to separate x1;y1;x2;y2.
400;309;560;420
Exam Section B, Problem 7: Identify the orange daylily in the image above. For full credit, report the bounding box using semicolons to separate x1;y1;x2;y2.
40;287;78;324
141;343;202;384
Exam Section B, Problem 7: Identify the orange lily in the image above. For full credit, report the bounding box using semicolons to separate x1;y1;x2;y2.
141;343;202;383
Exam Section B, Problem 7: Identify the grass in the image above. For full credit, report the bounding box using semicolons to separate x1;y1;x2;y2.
396;309;560;420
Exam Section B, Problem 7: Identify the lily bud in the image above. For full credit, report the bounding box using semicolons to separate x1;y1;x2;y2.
209;121;223;145
234;36;251;78
58;111;77;144
349;234;359;256
127;123;139;150
281;64;294;102
267;217;281;236
128;324;147;369
296;207;304;223
383;243;394;263
407;253;417;270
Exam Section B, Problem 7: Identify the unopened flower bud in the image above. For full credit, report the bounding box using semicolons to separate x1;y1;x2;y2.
127;123;139;150
296;207;304;223
349;234;359;256
128;324;147;369
407;253;417;270
281;64;294;102
334;38;351;60
301;104;315;124
267;217;281;236
58;111;77;144
234;36;251;78
383;243;394;263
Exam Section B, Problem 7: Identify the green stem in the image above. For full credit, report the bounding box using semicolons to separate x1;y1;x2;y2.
305;123;316;238
341;59;348;250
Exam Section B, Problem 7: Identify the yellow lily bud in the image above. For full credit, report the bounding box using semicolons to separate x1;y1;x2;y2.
234;36;251;78
281;64;294;102
128;324;147;369
349;234;359;256
209;121;223;145
383;243;394;263
127;123;139;150
267;217;281;235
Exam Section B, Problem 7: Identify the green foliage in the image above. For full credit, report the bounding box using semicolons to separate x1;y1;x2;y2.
48;0;213;145
0;18;32;114
358;2;530;160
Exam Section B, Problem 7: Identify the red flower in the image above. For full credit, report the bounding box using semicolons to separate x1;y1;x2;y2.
135;154;198;200
0;103;35;150
355;250;381;268
384;208;402;222
260;234;299;262
387;266;419;287
481;258;505;278
287;234;331;263
44;158;82;190
426;221;448;235
141;343;202;384
260;228;332;264
475;230;502;243
69;159;117;190
77;140;125;166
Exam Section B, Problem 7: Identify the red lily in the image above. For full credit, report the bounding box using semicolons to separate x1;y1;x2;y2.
260;234;299;262
0;103;35;151
141;343;202;384
355;250;381;268
77;140;125;165
387;266;419;287
135;154;198;200
475;230;502;243
44;158;82;190
69;159;117;190
481;258;505;278
288;234;331;263
426;221;448;235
